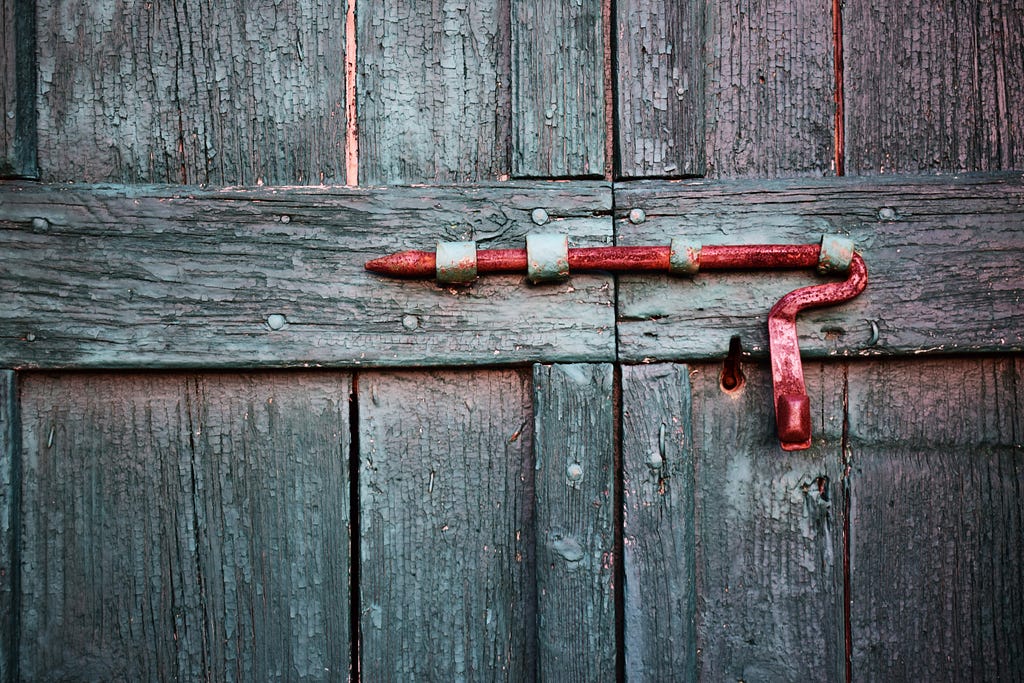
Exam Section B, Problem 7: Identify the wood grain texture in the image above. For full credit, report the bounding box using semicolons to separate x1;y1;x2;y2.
690;361;846;681
0;0;35;178
615;174;1024;361
358;370;535;680
702;0;835;178
35;0;346;185
17;371;351;681
621;364;696;681
614;0;705;178
612;0;841;178
532;364;616;679
357;0;510;185
512;0;605;178
847;357;1024;680
845;0;1024;175
0;181;614;368
0;371;16;683
1;0;15;174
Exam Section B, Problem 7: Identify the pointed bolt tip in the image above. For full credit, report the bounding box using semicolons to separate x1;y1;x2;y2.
363;254;391;273
364;250;435;277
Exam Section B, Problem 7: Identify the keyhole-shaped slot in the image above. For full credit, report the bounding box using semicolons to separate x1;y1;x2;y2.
720;336;746;393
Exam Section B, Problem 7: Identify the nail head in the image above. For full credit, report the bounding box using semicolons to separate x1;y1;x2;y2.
628;208;646;224
267;314;287;330
531;208;549;225
566;463;584;482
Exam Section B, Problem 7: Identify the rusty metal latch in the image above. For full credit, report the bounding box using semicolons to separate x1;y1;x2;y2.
366;235;868;451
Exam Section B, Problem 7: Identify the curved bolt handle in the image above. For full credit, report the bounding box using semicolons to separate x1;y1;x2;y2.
768;253;868;450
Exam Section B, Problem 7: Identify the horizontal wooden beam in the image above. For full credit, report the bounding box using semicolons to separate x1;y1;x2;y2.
0;182;614;368
3;175;1020;368
616;174;1024;361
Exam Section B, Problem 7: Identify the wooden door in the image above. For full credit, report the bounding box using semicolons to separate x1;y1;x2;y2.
2;1;1022;681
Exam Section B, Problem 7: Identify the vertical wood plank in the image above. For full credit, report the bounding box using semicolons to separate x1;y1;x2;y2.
845;1;1024;174
17;372;350;680
621;364;697;680
1;0;16;174
532;363;616;679
35;0;346;185
704;0;836;177
512;0;605;178
615;0;705;178
359;370;535;680
0;371;16;683
0;0;36;177
847;357;1024;680
690;361;846;681
616;0;836;178
357;0;510;185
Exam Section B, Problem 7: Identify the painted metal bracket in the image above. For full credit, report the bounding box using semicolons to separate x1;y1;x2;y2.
366;234;868;451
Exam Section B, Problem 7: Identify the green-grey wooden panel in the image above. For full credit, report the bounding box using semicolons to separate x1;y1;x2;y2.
357;0;510;185
690;361;846;681
616;174;1024;361
0;371;15;683
0;181;614;368
705;0;836;178
17;371;351;680
532;364;616;679
621;364;696;680
0;0;12;174
847;357;1024;680
614;0;705;178
704;0;836;177
616;0;835;178
0;0;35;178
35;0;346;185
358;369;535;680
512;0;605;178
845;1;1024;175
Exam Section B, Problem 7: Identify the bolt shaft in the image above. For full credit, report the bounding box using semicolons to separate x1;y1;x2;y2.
365;244;822;278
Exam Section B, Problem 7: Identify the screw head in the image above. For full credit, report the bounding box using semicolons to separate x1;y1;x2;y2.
628;208;646;224
566;463;584;483
267;314;287;330
531;208;549;225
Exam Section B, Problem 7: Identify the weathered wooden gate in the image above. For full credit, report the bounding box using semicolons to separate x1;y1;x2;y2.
2;0;1022;680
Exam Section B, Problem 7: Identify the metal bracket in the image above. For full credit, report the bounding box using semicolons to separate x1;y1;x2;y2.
525;233;570;283
366;234;868;451
435;240;478;285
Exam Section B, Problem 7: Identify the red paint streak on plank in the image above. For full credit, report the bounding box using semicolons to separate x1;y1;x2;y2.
603;0;615;180
345;0;358;186
833;0;846;176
